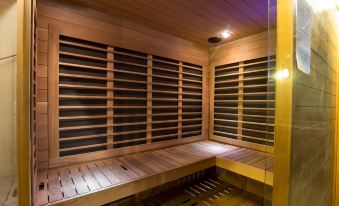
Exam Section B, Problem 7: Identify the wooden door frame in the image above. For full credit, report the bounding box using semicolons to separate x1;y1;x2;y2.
272;0;294;205
17;0;32;205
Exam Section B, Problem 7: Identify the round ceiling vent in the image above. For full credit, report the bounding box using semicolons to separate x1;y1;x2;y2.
208;37;222;44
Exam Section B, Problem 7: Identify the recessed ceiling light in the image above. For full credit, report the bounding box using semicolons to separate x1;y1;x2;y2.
221;30;232;39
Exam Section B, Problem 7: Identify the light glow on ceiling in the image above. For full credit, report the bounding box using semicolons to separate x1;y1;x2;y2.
221;30;232;39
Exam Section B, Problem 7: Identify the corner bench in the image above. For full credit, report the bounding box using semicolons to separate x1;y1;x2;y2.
36;141;273;206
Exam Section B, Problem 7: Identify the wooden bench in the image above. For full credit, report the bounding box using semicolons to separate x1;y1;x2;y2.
216;148;274;186
36;141;273;206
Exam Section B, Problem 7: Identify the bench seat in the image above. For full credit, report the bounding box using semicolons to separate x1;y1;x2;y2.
36;141;273;206
216;148;274;186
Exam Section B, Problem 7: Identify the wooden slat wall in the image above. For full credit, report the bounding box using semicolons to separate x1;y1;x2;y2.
31;0;38;204
209;31;276;153
36;10;49;170
213;57;276;145
55;35;204;156
36;2;209;169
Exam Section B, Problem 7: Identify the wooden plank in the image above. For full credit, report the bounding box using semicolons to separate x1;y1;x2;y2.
47;170;63;203
237;62;244;140
48;26;60;159
86;162;111;188
59;168;77;198
69;167;90;195
103;158;138;181
95;161;121;185
50;136;204;168
148;150;181;168
117;156;148;177
178;62;183;139
36;171;48;206
202;65;208;139
107;46;114;149
210;135;274;154
37;5;209;65
216;156;273;186
209;64;215;140
78;164;101;191
147;54;152;143
127;154;157;175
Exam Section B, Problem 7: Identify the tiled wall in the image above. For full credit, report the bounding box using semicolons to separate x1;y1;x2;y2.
289;4;337;206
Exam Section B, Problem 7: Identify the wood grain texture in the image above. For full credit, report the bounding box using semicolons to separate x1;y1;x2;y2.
35;141;240;206
37;3;209;66
216;148;274;186
59;0;269;46
210;31;276;67
36;1;208;169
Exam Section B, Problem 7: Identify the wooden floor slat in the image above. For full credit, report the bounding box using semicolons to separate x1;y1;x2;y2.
37;140;274;206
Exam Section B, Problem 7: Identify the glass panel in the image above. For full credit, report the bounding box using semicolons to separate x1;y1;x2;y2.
289;0;337;205
264;0;277;204
0;0;18;205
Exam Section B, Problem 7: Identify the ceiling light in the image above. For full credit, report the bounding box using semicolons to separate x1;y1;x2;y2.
221;30;231;39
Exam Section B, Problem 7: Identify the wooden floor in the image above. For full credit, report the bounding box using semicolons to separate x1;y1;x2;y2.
217;148;274;186
36;141;274;206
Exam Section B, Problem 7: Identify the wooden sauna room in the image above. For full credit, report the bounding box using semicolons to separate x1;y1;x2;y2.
2;0;339;206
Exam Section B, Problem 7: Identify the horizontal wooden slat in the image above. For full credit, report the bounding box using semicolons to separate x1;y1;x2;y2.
214;106;274;111
213;112;274;119
213;131;274;143
215;59;276;72
214;68;275;78
214;92;275;97
214;124;274;135
214;99;275;103
215;76;269;84
214;84;275;91
214;118;274;126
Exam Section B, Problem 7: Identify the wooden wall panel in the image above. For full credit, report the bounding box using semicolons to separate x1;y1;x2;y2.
210;31;276;67
31;1;39;204
35;11;49;171
37;3;208;66
209;31;276;153
36;2;209;170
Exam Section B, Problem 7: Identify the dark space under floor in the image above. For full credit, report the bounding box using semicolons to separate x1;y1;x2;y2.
107;171;266;206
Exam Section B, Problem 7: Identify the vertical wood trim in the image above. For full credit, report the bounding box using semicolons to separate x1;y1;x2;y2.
17;0;31;205
48;28;60;158
335;21;339;206
178;62;183;139
202;65;208;139
238;62;244;140
272;0;294;205
209;66;215;139
147;54;153;143
107;47;114;149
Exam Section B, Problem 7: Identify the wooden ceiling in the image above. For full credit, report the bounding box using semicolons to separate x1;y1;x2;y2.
56;0;274;46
